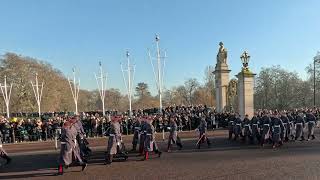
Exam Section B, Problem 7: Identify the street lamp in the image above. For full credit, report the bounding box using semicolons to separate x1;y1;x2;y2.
240;51;250;70
313;51;320;107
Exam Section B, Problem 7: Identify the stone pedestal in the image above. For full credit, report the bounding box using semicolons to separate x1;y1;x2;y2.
236;70;256;119
214;63;231;113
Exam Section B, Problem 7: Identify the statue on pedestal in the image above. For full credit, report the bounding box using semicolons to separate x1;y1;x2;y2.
217;42;228;64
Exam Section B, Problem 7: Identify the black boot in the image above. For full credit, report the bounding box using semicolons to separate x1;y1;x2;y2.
312;135;316;140
81;163;87;171
4;155;11;165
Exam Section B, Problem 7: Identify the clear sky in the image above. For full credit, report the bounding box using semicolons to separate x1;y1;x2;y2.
0;0;320;95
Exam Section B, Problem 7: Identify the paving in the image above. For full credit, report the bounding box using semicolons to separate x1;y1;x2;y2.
1;130;320;180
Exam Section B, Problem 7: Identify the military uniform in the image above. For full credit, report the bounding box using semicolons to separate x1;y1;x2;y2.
58;122;86;175
294;114;305;141
167;119;183;152
260;115;272;146
280;114;290;142
251;115;261;144
144;120;161;160
233;116;242;141
305;112;316;140
139;121;147;155
73;119;91;161
287;114;295;140
243;117;252;143
197;117;211;149
271;116;284;148
106;120;127;164
131;119;141;152
0;131;11;165
227;115;235;140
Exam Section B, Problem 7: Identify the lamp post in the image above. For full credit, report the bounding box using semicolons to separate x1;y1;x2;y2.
313;51;320;107
240;51;251;70
121;50;135;117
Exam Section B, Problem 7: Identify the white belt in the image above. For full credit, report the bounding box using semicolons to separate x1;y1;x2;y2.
252;124;258;126
135;127;141;130
229;121;234;123
109;134;115;137
264;124;270;126
244;124;250;127
296;123;303;125
283;123;287;125
60;142;67;145
236;124;241;126
146;133;152;136
274;125;280;128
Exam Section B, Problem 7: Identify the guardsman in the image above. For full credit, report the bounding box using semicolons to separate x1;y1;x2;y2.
260;111;272;147
70;117;91;162
143;117;162;160
139;117;147;155
196;115;211;149
287;112;295;140
233;114;242;141
105;116;128;165
280;112;290;142
271;112;284;149
58;121;87;175
0;130;11;165
131;117;141;152
251;112;261;144
227;113;235;140
294;112;305;141
242;114;252;144
306;110;317;141
167;115;183;152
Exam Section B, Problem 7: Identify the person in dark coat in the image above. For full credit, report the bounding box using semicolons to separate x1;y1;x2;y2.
196;115;211;149
131;117;141;152
294;112;305;141
260;111;272;147
233;114;242;141
280;112;290;142
242;114;252;143
139;118;147;155
271;112;284;149
251;113;261;144
58;121;87;175
227;113;235;140
305;110;317;141
167;115;183;152
0;130;11;165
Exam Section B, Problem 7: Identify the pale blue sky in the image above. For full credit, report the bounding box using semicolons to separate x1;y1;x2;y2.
0;0;319;95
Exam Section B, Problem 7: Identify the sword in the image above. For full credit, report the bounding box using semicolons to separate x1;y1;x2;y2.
196;134;205;146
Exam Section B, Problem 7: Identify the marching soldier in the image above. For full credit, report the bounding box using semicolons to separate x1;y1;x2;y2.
105;116;128;165
260;111;272;147
0;130;11;166
242;114;252;143
70;117;91;162
306;110;317;141
294;112;305;141
143;117;162;160
167;115;183;152
251;113;261;144
227;113;235;140
131;117;141;152
271;112;284;148
280;112;290;142
287;112;296;140
196;115;211;149
58;121;87;175
139;118;147;155
233;114;242;141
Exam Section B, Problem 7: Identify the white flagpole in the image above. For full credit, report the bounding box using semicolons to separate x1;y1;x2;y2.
94;61;107;117
121;50;135;117
0;75;12;119
68;68;80;115
31;73;44;118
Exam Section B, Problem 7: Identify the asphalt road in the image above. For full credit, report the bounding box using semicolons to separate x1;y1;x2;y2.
1;131;320;180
